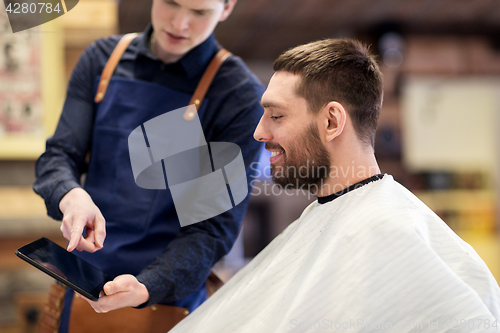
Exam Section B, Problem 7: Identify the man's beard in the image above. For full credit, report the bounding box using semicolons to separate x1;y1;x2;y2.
267;124;330;190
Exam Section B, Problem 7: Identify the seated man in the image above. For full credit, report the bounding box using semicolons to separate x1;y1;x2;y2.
169;38;500;333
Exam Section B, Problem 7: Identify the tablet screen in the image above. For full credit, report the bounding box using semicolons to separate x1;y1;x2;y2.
16;237;113;301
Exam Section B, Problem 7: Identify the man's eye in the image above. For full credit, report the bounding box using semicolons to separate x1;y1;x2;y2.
270;116;282;120
193;10;208;16
165;0;179;7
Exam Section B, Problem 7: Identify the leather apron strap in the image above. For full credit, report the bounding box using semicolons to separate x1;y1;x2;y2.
184;48;231;121
93;32;232;122
94;32;138;103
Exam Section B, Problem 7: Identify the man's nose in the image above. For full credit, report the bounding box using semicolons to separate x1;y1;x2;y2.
172;10;190;31
253;116;271;142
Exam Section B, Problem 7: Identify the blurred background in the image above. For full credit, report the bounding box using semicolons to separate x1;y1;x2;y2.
1;0;500;331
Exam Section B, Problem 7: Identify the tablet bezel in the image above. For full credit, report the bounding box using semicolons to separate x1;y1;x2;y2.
15;237;113;301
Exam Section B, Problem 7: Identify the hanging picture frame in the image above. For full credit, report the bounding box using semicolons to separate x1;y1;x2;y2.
0;1;64;159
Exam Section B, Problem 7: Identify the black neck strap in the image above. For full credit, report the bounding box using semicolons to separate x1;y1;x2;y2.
317;174;385;204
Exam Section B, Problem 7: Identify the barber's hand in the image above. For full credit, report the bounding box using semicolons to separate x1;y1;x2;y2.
83;275;150;313
59;187;106;252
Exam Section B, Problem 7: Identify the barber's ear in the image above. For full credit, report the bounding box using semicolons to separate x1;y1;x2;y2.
219;0;237;22
321;101;346;142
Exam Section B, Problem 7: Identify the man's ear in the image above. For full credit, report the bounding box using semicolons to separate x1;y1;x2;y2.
320;101;346;143
219;0;237;22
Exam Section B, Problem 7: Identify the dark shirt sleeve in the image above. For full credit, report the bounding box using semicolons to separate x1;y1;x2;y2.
33;42;102;220
135;65;264;306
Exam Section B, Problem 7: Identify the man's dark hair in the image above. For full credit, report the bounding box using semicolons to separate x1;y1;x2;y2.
273;39;383;148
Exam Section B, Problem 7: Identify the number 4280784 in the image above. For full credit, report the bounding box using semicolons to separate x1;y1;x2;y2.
6;2;62;14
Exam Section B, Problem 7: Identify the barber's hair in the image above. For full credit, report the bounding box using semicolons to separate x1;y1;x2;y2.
273;39;383;148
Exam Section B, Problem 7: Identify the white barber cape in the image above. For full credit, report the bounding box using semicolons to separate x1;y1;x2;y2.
171;175;500;333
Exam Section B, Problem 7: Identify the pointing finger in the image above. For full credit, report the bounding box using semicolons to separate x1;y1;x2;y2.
93;212;106;248
67;218;85;252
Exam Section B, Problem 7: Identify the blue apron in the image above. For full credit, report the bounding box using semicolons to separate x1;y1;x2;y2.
58;76;209;332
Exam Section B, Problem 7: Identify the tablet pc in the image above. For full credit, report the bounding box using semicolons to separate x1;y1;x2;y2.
15;237;113;301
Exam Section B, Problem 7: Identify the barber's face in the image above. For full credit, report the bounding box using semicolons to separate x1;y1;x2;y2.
151;0;235;63
254;72;330;189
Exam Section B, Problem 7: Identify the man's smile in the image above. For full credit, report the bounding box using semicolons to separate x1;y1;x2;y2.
269;150;284;163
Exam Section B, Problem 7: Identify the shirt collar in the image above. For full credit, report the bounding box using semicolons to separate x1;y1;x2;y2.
131;24;220;78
